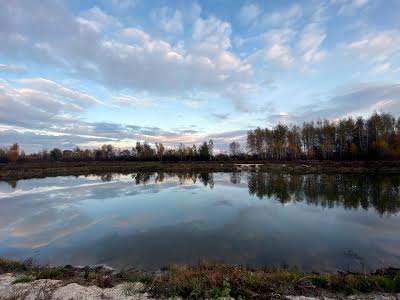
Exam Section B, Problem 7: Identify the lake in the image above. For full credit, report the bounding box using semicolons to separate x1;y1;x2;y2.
0;172;400;273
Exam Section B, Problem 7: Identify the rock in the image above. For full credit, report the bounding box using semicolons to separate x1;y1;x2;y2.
0;274;156;300
52;283;151;300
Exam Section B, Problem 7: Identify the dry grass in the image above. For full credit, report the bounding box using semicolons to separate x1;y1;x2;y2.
148;263;400;299
1;259;400;299
150;264;311;299
0;258;33;273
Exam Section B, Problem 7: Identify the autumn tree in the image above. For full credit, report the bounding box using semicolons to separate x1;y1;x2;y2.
9;143;19;161
287;126;302;160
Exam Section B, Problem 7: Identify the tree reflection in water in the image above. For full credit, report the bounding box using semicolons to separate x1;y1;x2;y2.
5;171;400;216
127;171;400;216
247;172;400;216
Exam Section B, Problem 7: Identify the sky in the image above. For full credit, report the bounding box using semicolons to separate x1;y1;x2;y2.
0;0;400;153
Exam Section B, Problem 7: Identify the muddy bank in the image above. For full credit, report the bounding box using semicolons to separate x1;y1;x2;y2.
1;160;400;181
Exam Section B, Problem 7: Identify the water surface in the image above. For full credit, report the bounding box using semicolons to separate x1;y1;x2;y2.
1;172;400;272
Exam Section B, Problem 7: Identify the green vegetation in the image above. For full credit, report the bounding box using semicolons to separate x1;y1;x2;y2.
12;275;34;284
1;259;400;298
36;268;66;280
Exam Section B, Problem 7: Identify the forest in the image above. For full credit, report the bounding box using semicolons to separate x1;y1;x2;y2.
1;112;400;163
246;112;400;160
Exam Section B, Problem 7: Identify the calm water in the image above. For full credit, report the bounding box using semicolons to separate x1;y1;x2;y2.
1;172;400;272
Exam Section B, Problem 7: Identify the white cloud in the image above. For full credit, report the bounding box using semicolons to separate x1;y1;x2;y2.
263;4;303;26
192;16;232;54
0;1;255;111
263;29;295;67
373;62;391;74
0;80;80;130
112;95;152;108
354;0;369;6
2;0;399;153
247;4;327;71
296;3;328;69
347;31;400;56
117;27;151;44
0;63;26;74
238;4;261;25
17;88;84;113
151;6;183;34
265;44;294;67
0;75;247;152
217;52;242;71
344;30;400;72
77;6;121;33
17;78;112;108
336;0;369;16
299;23;327;64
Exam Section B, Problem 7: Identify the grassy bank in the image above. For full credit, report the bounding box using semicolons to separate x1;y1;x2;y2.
1;160;400;181
1;258;400;299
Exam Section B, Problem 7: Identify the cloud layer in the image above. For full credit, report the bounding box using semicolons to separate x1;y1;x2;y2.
0;0;399;151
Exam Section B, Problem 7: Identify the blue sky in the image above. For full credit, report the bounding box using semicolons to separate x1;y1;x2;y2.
0;0;400;152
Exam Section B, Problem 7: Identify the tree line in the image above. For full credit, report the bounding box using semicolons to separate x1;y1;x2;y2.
247;112;400;160
0;140;217;163
1;112;399;163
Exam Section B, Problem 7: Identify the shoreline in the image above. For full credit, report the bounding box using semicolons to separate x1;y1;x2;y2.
2;160;400;181
1;259;400;299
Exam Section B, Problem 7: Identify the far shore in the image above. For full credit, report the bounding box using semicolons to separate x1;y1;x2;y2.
1;160;400;181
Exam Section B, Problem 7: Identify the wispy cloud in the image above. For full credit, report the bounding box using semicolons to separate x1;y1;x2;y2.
112;95;152;108
0;64;26;74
